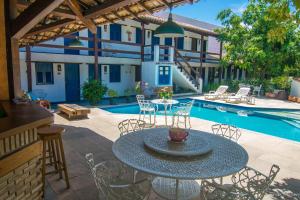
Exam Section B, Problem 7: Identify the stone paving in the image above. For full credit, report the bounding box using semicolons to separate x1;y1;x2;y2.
45;100;300;200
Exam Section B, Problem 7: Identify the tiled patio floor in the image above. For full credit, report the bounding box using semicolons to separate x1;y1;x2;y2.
45;104;300;200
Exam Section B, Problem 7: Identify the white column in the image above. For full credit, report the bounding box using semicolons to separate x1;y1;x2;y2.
204;67;209;86
169;46;174;63
154;45;160;62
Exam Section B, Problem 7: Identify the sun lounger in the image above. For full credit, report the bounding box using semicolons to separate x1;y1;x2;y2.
225;87;251;104
204;85;228;100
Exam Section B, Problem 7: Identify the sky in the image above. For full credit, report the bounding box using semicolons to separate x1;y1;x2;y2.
172;0;249;25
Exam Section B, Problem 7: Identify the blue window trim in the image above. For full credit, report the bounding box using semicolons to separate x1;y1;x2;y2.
64;32;80;55
109;65;121;83
176;37;184;50
88;27;102;56
110;24;121;41
35;62;54;85
88;64;101;81
136;27;142;44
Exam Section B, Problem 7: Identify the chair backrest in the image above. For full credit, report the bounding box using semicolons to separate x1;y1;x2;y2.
136;95;145;104
85;153;102;191
118;119;146;136
211;124;242;142
184;100;194;113
236;87;251;97
93;160;133;198
215;85;228;95
253;84;262;92
232;164;280;200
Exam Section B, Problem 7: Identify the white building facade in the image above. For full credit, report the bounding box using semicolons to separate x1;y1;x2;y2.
19;14;245;102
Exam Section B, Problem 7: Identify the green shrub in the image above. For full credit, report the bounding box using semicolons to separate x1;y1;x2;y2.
135;82;142;94
203;83;220;93
82;80;107;105
271;76;291;92
107;89;118;104
124;88;134;103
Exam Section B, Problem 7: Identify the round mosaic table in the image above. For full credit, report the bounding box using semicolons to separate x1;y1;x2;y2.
112;128;248;200
151;99;179;126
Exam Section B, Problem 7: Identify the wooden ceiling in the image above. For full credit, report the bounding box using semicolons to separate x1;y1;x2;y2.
15;0;198;46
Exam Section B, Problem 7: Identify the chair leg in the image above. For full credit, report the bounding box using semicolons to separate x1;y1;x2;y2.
58;136;70;188
54;138;63;179
184;116;187;128
50;140;58;173
188;116;191;128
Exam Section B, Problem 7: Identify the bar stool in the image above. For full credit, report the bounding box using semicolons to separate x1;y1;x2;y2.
37;125;70;190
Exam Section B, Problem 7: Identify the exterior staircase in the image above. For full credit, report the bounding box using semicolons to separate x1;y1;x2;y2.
173;49;202;93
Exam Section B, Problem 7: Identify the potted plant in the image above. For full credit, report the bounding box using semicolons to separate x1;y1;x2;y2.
124;88;134;103
107;89;118;105
82;80;107;105
158;87;173;101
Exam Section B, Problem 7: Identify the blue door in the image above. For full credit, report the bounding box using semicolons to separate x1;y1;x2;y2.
158;66;171;85
65;63;80;101
88;27;102;56
164;38;172;61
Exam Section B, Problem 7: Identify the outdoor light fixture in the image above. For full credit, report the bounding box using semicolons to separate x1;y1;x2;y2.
68;36;83;47
154;4;184;38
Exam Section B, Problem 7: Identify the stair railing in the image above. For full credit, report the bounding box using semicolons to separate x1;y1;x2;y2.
174;49;200;88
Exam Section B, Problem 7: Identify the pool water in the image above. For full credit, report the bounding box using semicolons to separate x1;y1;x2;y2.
102;98;300;142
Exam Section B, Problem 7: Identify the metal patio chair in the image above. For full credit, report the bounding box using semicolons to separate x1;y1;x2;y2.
118;119;146;137
85;153;151;200
172;100;194;128
211;123;242;142
200;164;280;200
137;100;157;126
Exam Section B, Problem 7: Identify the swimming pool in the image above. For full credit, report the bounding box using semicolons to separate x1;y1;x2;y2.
102;98;300;142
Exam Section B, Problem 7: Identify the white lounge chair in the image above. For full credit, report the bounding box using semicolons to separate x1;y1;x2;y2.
226;87;251;103
204;85;229;100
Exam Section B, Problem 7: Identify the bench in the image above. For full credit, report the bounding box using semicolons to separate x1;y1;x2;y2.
58;104;90;119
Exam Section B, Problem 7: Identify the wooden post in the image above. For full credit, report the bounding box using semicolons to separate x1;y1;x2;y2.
199;35;204;77
141;22;145;62
10;0;22;98
93;33;98;80
218;41;223;83
0;0;10;100
25;45;32;92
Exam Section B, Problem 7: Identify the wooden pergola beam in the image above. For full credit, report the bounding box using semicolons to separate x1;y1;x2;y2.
12;0;65;39
84;0;140;19
124;6;146;23
137;2;153;14
101;15;114;23
17;0;76;19
25;18;74;36
112;11;125;21
67;0;97;34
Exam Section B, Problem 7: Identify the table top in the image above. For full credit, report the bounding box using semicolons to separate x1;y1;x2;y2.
143;130;212;157
151;99;179;105
113;128;248;180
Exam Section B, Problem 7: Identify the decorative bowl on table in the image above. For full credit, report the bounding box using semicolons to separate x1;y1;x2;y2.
168;128;189;142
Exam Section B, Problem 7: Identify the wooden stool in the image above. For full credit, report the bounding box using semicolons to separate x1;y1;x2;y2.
37;125;70;190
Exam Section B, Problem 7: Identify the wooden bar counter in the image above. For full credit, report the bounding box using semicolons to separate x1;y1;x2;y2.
0;101;53;200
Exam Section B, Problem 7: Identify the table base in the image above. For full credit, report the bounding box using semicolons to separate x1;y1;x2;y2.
152;177;201;200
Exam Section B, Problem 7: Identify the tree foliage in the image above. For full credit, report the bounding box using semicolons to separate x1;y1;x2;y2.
216;0;300;79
